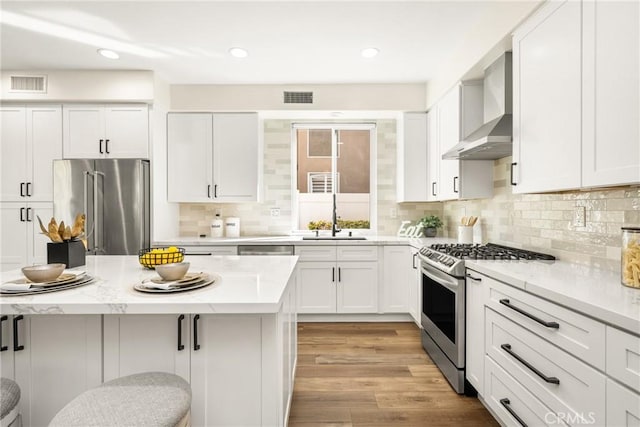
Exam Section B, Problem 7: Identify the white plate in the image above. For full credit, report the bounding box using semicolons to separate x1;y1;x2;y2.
0;276;97;296
134;274;220;293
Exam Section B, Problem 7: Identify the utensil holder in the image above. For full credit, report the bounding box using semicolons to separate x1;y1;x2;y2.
458;226;473;244
47;240;86;268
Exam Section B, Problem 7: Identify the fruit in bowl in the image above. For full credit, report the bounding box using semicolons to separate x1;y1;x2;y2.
22;263;66;283
138;247;185;269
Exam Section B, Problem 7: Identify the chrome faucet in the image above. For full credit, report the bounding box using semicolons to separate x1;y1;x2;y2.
332;193;342;237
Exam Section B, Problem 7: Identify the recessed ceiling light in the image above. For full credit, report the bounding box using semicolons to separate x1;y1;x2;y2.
97;48;119;59
361;48;379;58
229;47;248;58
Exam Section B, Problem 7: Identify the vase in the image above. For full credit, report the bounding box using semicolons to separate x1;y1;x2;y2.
423;228;437;237
47;240;86;268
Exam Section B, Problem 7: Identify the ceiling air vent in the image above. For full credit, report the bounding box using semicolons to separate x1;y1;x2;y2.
10;75;47;93
284;91;313;104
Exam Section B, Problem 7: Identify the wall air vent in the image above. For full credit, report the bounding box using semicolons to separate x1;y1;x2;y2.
10;75;47;93
284;91;313;104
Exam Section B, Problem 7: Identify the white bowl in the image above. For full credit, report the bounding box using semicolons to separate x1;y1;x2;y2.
22;263;66;283
155;262;190;281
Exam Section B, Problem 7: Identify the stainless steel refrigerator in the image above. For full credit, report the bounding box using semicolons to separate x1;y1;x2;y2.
53;159;150;255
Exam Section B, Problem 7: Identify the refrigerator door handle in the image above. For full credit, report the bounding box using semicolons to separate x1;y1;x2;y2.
94;171;105;253
83;171;95;247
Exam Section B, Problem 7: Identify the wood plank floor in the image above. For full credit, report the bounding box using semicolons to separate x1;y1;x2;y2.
288;322;498;427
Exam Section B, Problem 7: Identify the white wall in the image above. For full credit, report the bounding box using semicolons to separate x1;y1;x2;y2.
170;84;426;111
424;1;543;108
0;70;154;102
151;74;179;240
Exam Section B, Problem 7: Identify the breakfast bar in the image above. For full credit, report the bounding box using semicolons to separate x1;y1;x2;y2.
0;255;299;427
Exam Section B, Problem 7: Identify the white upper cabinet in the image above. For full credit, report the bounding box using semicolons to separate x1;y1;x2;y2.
430;82;493;201
167;112;259;203
512;0;582;194
167;113;213;203
63;104;149;159
513;0;638;192
427;110;439;202
1;105;62;202
397;112;428;202
582;0;640;187
212;113;259;201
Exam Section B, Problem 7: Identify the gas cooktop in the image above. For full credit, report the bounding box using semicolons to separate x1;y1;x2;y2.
418;243;555;277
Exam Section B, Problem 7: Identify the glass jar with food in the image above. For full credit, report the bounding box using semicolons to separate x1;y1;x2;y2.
622;227;640;288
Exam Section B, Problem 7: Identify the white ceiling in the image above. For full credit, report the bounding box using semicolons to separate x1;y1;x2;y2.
1;1;537;85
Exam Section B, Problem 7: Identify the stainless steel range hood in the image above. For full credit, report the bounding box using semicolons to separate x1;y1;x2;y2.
442;52;512;160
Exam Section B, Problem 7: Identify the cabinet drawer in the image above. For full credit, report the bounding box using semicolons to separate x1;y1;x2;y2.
606;326;640;392
337;245;378;261
481;271;605;368
607;378;640;427
486;309;606;426
295;246;337;262
485;355;567;427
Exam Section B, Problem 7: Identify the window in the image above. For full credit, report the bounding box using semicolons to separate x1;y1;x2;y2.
292;124;376;232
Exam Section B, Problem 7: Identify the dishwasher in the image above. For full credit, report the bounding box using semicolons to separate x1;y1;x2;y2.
236;245;295;256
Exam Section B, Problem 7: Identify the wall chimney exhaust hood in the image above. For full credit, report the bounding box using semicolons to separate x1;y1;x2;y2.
442;52;512;160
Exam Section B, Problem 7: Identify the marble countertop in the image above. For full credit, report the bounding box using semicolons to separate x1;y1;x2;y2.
155;235;455;248
0;255;298;315
466;259;640;335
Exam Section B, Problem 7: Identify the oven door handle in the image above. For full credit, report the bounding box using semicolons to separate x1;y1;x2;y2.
421;265;460;292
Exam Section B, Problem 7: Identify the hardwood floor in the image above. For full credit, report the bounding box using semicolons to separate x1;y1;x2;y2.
288;322;498;427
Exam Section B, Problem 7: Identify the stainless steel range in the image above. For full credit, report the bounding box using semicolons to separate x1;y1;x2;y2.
418;243;555;394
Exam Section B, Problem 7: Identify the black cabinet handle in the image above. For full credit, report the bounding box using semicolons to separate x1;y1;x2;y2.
412;253;418;269
207;184;211;198
26;207;32;222
338;267;341;282
99;139;104;154
20;207;26;222
105;139;110;154
0;315;7;352
510;162;517;186
26;182;32;197
177;314;185;351
431;182;436;196
13;315;24;351
499;299;559;329
466;273;482;282
501;344;560;385
453;176;459;193
332;267;335;283
20;182;25;197
193;314;201;351
214;184;218;198
500;398;527;427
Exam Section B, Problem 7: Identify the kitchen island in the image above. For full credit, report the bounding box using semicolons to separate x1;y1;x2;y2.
0;255;298;427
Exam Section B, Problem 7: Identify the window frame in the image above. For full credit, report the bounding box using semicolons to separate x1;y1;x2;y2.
290;122;377;234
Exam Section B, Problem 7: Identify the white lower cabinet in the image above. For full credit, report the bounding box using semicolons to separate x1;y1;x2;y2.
606;379;640;427
182;245;238;256
103;277;297;427
407;246;421;325
465;270;486;395
485;356;566;427
470;267;639;427
381;246;411;313
296;245;378;314
0;315;102;427
0;202;53;272
103;314;190;382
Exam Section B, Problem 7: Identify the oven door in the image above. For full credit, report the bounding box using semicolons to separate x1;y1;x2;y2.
420;262;465;368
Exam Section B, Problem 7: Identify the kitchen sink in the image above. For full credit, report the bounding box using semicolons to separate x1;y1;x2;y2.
302;236;367;240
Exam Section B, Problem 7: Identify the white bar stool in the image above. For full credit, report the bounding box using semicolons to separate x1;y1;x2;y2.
1;377;21;427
